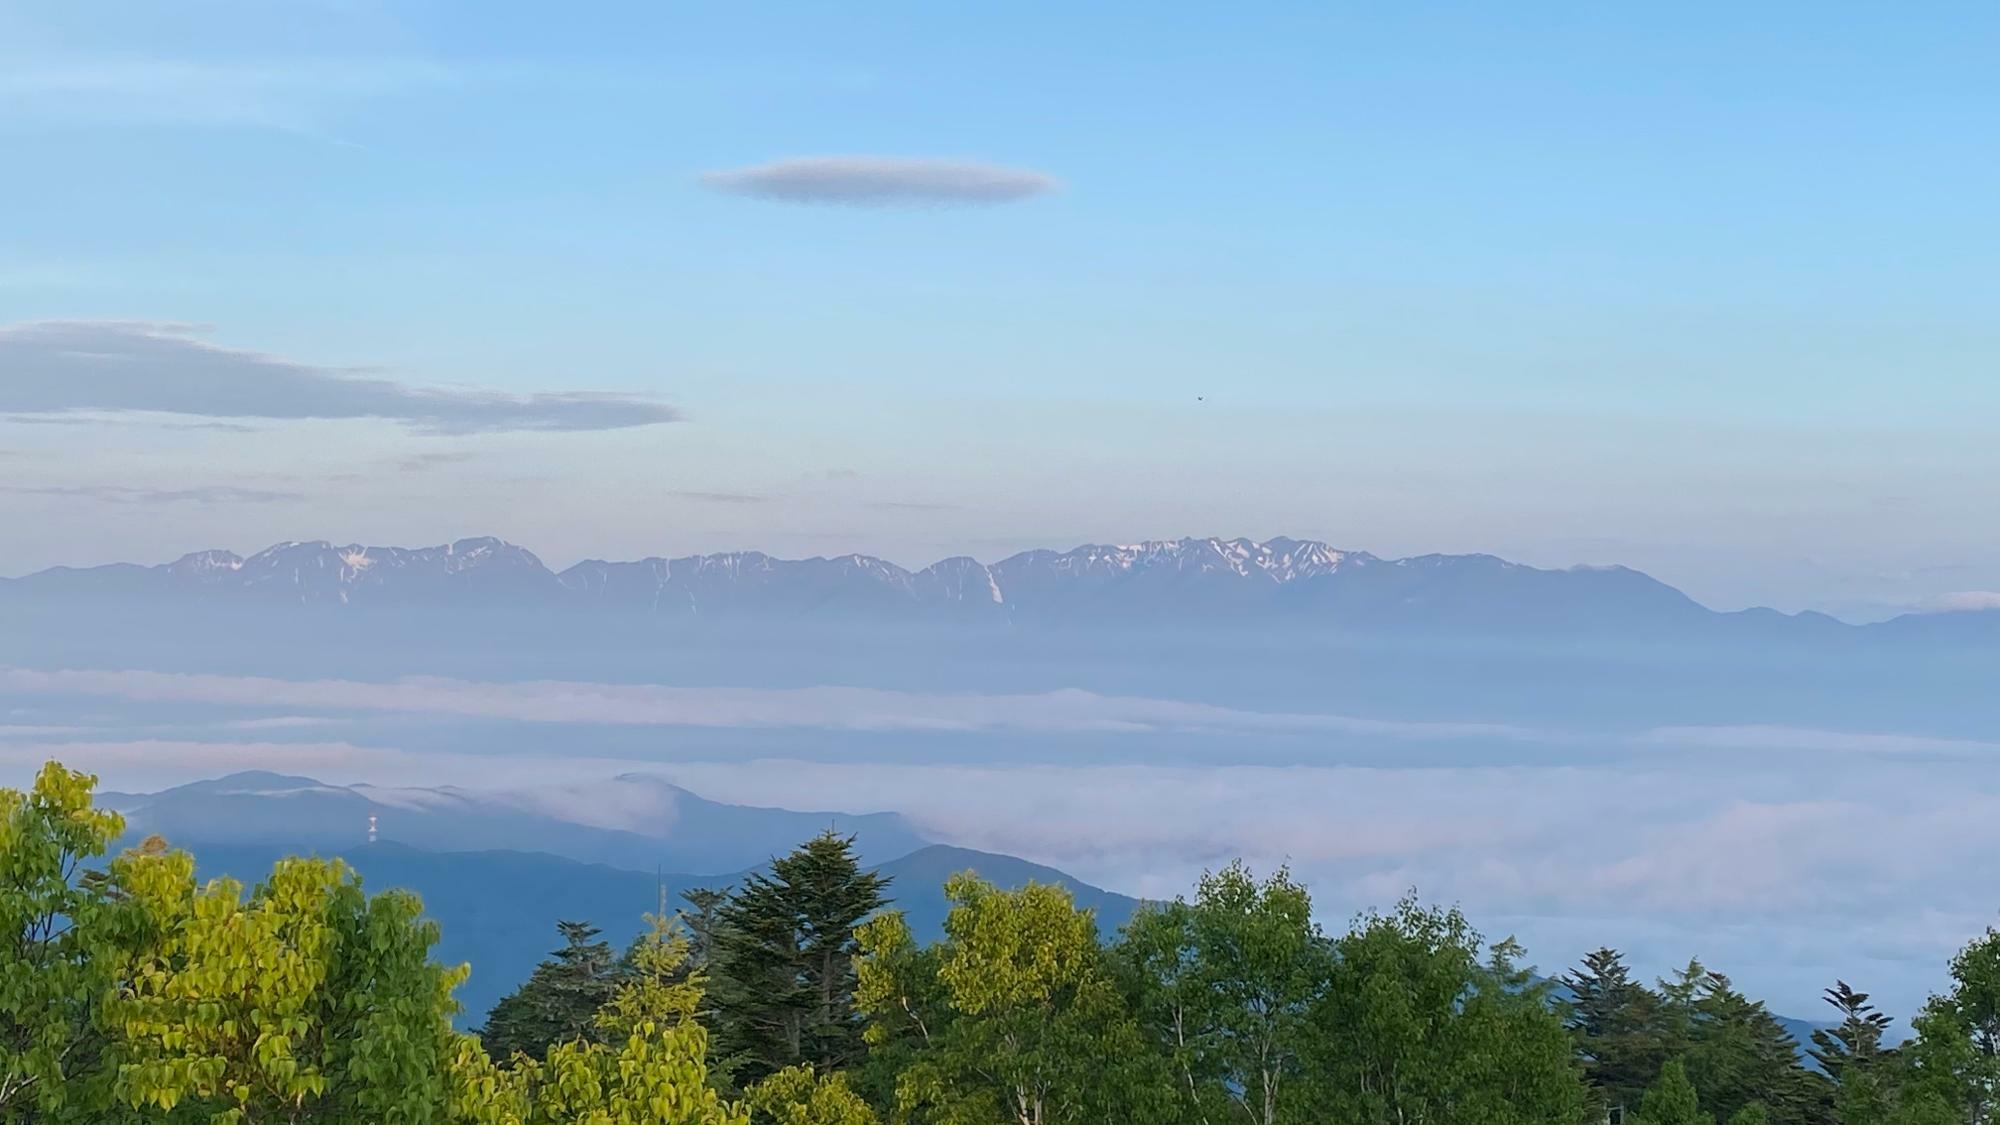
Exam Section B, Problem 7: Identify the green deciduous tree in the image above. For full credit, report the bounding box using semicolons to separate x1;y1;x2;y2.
746;1064;877;1125
1306;895;1587;1125
848;901;946;1116
0;763;125;1121
856;873;1163;1125
103;846;469;1123
1117;861;1326;1125
1893;1000;1974;1125
1895;928;2000;1124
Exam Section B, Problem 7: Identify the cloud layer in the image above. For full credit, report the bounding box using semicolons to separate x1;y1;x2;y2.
3;725;1987;1018
0;667;1527;739
626;755;2000;1019
12;667;1999;1015
701;157;1056;206
0;321;680;433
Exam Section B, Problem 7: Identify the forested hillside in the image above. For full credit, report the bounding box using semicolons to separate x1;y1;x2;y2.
4;762;1992;1123
178;839;1138;1025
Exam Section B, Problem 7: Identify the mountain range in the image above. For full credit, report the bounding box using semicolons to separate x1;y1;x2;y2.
0;533;1920;637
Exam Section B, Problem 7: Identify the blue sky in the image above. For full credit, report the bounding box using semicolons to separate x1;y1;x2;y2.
3;1;1997;616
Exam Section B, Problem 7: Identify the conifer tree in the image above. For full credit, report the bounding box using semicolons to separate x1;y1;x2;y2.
680;887;730;971
1566;947;1669;1119
709;832;889;1088
480;920;623;1062
1811;981;1896;1125
1630;962;1827;1125
1639;1059;1714;1125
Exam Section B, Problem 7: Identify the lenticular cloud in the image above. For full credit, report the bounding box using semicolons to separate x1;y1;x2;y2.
700;156;1056;206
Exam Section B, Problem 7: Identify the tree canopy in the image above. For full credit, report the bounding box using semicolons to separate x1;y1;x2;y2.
7;760;2000;1125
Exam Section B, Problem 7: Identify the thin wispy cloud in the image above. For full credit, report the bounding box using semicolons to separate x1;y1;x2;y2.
0;57;459;131
1641;723;2000;756
395;451;479;473
701;157;1057;206
0;321;681;434
1920;591;2000;613
0;484;304;505
7;416;105;427
5;415;265;433
159;420;267;434
667;490;770;505
0;57;862;134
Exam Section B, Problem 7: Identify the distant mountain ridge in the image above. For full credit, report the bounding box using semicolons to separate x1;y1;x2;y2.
179;838;1139;1029
101;769;931;875
0;534;1875;636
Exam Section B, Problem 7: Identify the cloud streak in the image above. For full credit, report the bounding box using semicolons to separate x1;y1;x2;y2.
1641;723;2000;757
0;58;459;132
0;667;1529;739
0;484;305;505
666;490;770;505
395;451;479;473
1922;591;2000;613
0;321;681;434
701;157;1057;206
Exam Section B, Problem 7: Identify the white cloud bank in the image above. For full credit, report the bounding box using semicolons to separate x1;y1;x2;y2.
7;730;1978;1018
8;667;1997;1016
648;755;2000;1019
